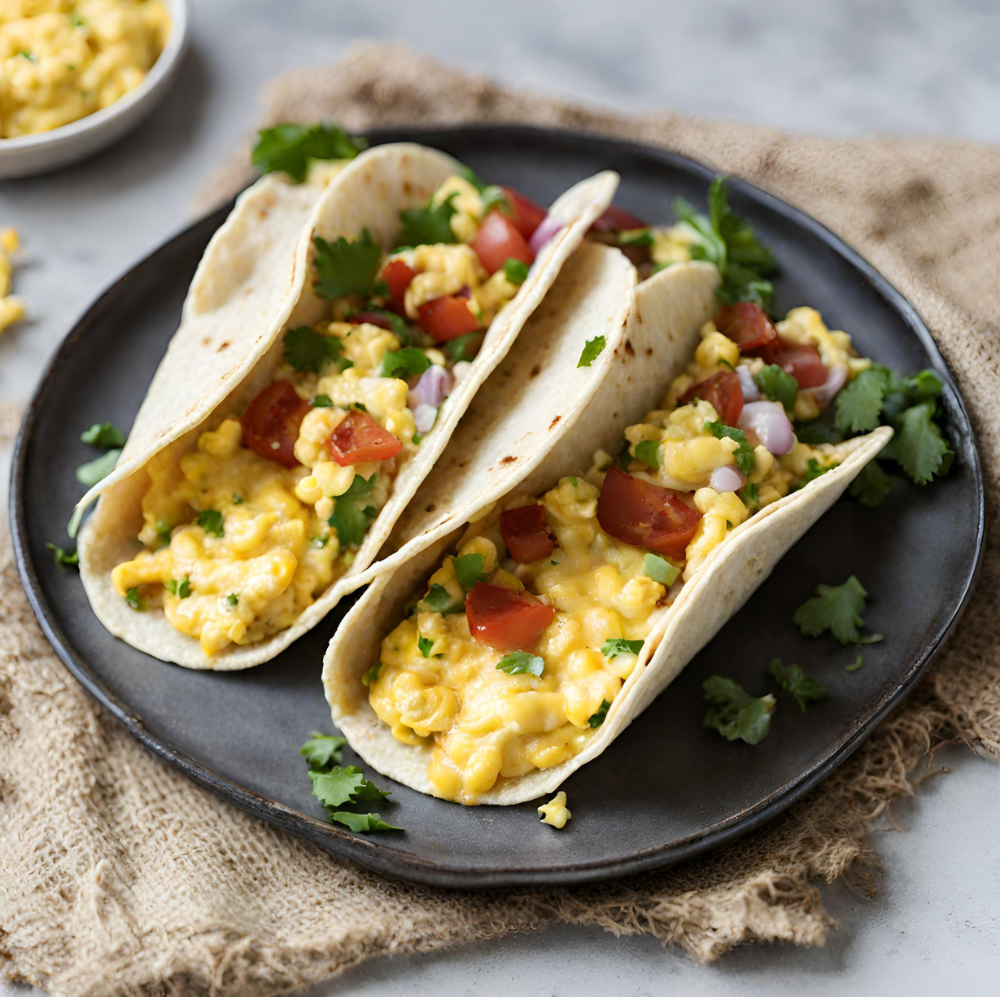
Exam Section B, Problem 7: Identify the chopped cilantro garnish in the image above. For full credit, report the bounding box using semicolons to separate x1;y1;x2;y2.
251;122;366;183
702;676;775;744
846;654;865;673
125;587;145;611
634;440;662;469
156;520;172;544
753;364;798;413
601;638;644;658
793;575;882;645
417;582;465;615
445;331;481;362
313;229;382;300
312;394;333;408
18;51;37;62
80;421;125;448
577;335;606;368
619;228;654;246
379;348;431;380
452;553;487;592
46;543;78;569
283;326;351;373
226;593;239;606
883;401;951;486
568;477;579;487
798;458;838;488
232;494;244;505
417;635;435;658
740;482;759;507
835;368;888;434
704;421;754;476
412;434;422;445
310;766;391;808
795;415;844;445
164;577;191;599
496;651;544;677
397;192;458;247
361;662;382;686
643;552;680;586
75;449;121;487
328;473;377;547
310;534;329;548
330;811;402;832
300;731;346;768
588;699;611;728
768;658;830;712
849;460;898;507
503;258;530;284
195;509;224;537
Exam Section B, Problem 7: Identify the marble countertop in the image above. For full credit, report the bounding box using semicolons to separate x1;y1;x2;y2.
1;1;997;993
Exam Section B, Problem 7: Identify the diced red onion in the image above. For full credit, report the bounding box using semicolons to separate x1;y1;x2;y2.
412;404;439;433
710;465;747;492
528;214;564;254
409;364;453;410
801;362;848;410
455;285;471;300
736;365;760;402
738;400;795;456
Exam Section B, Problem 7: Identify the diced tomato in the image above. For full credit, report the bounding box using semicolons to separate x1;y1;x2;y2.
348;310;394;331
471;210;535;275
382;259;417;313
590;204;649;234
597;467;701;560
326;409;402;466
500;505;556;563
465;581;555;652
761;339;827;389
417;295;481;342
241;380;311;468
680;370;744;426
715;303;778;354
501;186;547;239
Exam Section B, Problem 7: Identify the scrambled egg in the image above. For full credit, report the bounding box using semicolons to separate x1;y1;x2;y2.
0;227;24;333
0;0;169;138
538;791;571;828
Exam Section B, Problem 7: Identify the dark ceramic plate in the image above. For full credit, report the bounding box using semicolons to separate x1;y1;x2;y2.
11;127;984;888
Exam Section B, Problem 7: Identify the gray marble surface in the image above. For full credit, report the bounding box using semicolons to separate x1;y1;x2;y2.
1;0;998;993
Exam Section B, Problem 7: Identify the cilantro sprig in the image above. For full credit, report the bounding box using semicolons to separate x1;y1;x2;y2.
47;543;79;569
601;638;644;658
397;192;459;247
578;336;606;368
283;326;352;373
705;421;755;476
753;364;797;414
588;699;611;728
496;651;544;677
417;583;465;615
452;553;488;592
313;229;382;300
702;676;775;744
328;474;377;547
252;122;366;183
768;659;830;712
195;509;224;537
80;421;126;448
793;575;882;645
379;348;431;380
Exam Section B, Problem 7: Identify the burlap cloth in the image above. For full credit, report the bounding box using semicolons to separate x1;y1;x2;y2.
2;43;998;997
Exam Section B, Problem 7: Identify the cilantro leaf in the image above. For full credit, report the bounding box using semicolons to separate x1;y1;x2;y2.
445;331;482;362
849;459;898;507
798;458;839;488
835;368;888;434
125;587;145;611
310;766;390;808
417;635;435;658
846;654;865;673
379;348;431;380
753;364;798;413
46;543;79;569
283;326;351;373
361;662;382;686
417;583;465;615
795;415;844;445
313;229;382;300
634;440;662;469
643;552;680;586
300;732;346;769
740;482;759;508
503;258;530;284
793;575;882;645
452;553;487;592
195;509;224;537
578;336;606;368
588;699;611;728
164;577;191;599
619;228;654;246
80;421;126;448
226;593;239;606
496;651;545;677
312;395;333;408
702;676;776;744
883;401;952;485
75;448;121;487
397;192;459;247
328;473;377;547
768;658;830;712
329;811;402;832
601;638;644;658
252;122;366;183
704;421;754;476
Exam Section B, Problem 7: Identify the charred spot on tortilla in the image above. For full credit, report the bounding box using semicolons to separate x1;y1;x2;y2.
625;339;635;356
425;503;436;513
216;341;230;352
501;456;517;465
530;365;541;378
549;416;561;430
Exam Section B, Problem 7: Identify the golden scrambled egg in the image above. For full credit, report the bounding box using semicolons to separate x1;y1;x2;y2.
538;791;571;828
373;306;868;802
0;0;170;139
0;227;24;333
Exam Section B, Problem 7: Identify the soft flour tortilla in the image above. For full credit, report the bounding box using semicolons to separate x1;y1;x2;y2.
77;142;619;669
322;263;894;804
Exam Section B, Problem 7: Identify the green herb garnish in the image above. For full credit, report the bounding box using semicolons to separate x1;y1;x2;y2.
328;473;377;547
577;335;606;368
313;229;382;300
601;638;644;658
793;575;882;645
46;543;79;569
417;635;435;658
379;348;432;380
753;364;798;413
702;676;775;744
75;449;121;487
299;731;346;768
125;587;145;611
283;326;352;373
312;394;333;408
768;658;830;712
361;663;382;686
704;421;754;476
798;458;838;488
619;228;654;246
452;553;487;592
846;654;865;672
633;440;662;469
164;577;191;599
643;552;680;586
226;593;239;606
417;582;465;615
195;509;224;537
80;421;126;448
849;460;898;507
588;699;611;728
445;331;481;362
496;651;544;677
397;192;459;247
252;122;366;183
503;257;530;284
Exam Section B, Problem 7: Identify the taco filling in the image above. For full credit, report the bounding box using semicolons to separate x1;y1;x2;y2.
110;173;557;656
369;300;877;803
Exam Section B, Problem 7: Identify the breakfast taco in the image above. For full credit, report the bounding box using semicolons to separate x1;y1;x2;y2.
322;182;895;805
75;139;619;669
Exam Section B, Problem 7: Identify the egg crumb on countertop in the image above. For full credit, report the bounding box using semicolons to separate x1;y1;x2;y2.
0;228;24;333
538;792;571;828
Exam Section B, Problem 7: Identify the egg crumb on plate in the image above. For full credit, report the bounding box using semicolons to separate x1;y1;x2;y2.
538;792;571;828
0;227;24;333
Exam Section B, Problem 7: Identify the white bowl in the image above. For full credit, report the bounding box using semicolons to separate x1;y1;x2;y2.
0;0;190;180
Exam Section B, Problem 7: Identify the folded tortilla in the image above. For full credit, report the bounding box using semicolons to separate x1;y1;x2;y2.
76;143;620;669
322;261;893;804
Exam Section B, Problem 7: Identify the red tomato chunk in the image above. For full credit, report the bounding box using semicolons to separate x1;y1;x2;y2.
499;504;556;563
326;409;401;466
715;302;777;354
417;295;481;342
501;186;547;240
465;582;555;652
761;340;827;388
471;210;535;275
241;380;311;468
680;370;744;426
590;204;649;234
382;259;417;313
597;467;701;560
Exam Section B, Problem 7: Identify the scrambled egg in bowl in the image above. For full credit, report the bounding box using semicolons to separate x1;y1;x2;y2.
0;0;170;139
370;303;873;803
0;226;24;332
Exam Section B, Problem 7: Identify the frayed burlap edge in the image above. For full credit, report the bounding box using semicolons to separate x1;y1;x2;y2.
2;43;998;997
